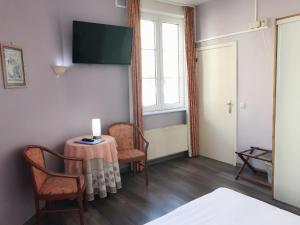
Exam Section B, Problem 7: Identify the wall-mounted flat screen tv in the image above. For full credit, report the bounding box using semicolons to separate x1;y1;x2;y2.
72;21;133;65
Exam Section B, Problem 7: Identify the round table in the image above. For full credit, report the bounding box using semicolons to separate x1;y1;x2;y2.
64;135;122;201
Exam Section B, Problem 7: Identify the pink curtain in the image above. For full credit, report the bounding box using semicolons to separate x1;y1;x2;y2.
184;7;200;157
128;0;144;152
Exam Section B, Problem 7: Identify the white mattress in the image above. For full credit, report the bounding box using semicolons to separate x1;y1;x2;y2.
144;188;300;225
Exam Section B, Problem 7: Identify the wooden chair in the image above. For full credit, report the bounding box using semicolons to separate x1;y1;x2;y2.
23;145;87;225
108;123;149;186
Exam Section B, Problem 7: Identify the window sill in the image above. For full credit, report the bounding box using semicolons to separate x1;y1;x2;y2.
143;108;186;116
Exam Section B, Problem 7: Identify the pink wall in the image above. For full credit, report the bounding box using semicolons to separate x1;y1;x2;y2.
0;0;130;224
196;0;300;159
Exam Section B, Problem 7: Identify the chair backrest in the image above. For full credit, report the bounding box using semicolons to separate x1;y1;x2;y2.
23;146;48;192
108;123;135;151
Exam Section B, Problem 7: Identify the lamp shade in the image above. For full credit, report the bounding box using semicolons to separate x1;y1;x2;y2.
92;118;101;139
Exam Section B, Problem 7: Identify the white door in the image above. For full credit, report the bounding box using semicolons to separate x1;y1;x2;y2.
197;42;237;165
274;15;300;208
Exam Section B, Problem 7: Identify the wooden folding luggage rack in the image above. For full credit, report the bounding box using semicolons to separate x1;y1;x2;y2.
235;147;272;189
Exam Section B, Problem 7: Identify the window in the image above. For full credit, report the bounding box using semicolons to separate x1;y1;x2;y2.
141;13;185;113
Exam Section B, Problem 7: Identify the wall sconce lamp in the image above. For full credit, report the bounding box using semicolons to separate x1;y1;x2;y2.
92;118;102;139
52;65;68;77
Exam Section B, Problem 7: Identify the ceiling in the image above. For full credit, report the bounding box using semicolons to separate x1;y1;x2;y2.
156;0;212;6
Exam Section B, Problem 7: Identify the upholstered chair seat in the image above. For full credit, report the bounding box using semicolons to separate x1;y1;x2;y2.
40;175;85;198
117;149;145;163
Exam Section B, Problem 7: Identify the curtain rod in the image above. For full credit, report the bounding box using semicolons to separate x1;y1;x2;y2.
196;26;268;43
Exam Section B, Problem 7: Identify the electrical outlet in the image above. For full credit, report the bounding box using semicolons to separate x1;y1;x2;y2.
240;102;247;109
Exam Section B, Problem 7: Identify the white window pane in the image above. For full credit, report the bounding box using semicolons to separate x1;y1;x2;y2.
163;78;180;104
141;20;155;49
143;78;157;107
162;23;179;51
142;50;156;78
163;51;179;77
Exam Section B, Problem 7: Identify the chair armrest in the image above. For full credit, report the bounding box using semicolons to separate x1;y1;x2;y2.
134;126;149;153
31;161;79;178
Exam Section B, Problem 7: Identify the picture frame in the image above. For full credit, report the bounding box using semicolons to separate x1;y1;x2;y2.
1;44;26;89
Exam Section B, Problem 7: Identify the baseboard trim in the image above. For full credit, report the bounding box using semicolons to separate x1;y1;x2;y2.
120;151;189;173
148;151;189;165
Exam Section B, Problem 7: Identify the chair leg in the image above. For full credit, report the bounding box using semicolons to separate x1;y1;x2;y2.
138;161;141;172
45;200;51;210
133;161;137;176
77;195;85;225
145;159;149;186
83;190;88;212
35;198;41;225
130;162;133;174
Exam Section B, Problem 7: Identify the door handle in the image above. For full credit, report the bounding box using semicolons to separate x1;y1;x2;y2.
226;101;233;114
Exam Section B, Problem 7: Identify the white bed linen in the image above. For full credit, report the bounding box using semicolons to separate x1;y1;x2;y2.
144;188;300;225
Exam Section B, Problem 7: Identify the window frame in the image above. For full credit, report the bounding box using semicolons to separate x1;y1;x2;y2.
141;12;186;114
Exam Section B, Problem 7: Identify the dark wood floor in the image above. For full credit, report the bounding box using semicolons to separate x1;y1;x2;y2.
30;156;300;225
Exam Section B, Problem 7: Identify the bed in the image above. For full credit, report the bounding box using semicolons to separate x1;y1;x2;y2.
144;188;300;225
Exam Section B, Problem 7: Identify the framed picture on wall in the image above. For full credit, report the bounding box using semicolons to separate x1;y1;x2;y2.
1;45;26;89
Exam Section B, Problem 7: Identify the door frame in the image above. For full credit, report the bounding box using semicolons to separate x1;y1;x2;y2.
196;41;238;166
